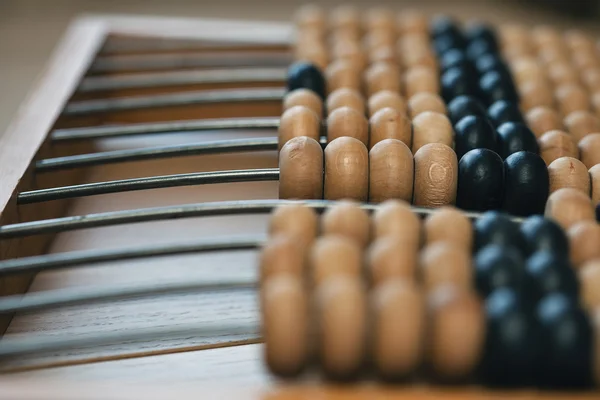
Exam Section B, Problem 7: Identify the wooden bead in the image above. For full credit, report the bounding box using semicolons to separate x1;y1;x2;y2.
532;26;563;49
278;105;320;150
413;143;458;207
591;164;600;205
326;106;369;145
545;188;595;230
538;45;571;66
330;6;361;37
372;280;425;379
279;137;323;200
548;62;580;86
572;51;600;71
364;62;402;97
398;33;430;54
326;88;365;115
369;139;414;202
579;260;600;309
427;285;485;380
367;237;417;286
269;204;318;251
499;24;530;48
310;236;362;285
582;68;600;92
424;206;473;252
324;137;368;201
526;106;565;138
331;40;367;71
364;7;396;36
402;48;438;71
363;31;395;52
412;111;454;153
316;276;367;380
404;67;439;99
372;200;421;248
538;130;578;166
294;44;329;72
369;107;412;148
325;59;362;95
294;4;326;32
568;221;600;267
593;92;600;118
579;133;600;169
398;11;428;34
512;58;547;86
555;84;590;116
368;90;407;117
262;274;309;377
368;45;397;65
565;29;595;53
260;235;304;282
420;243;472;293
548;156;591;195
408;92;447;119
321;201;370;248
519;80;554;111
564;110;600;144
283;89;323;117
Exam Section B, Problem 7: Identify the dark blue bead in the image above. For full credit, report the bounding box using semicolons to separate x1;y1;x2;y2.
457;149;504;211
441;67;479;103
503;151;549;217
286;62;326;100
440;49;472;73
525;251;579;302
597;202;600;222
475;54;509;76
487;100;524;127
434;34;466;55
474;211;526;252
430;15;462;39
496;122;539;159
475;245;525;296
480;70;519;105
466;39;496;61
520;215;570;256
464;23;499;52
448;95;487;125
454;116;498;159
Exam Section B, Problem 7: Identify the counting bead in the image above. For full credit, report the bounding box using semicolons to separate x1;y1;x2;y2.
430;15;463;44
466;39;496;61
330;6;361;38
363;32;395;52
582;68;600;92
520;215;570;256
269;204;318;252
454;116;497;160
475;245;526;296
364;7;395;34
294;45;329;72
532;25;563;48
369;139;414;203
326;88;365;115
434;34;465;56
440;49;471;73
279;137;324;200
548;62;580;86
526;251;579;302
287;62;326;100
373;200;421;249
408;92;446;119
413;144;458;207
368;46;397;65
324;137;368;201
260;236;304;282
564;110;600;144
538;130;577;165
565;29;595;52
364;62;402;98
411;111;454;153
511;57;546;86
331;41;366;69
503;151;549;216
448;95;487;125
465;22;498;50
404;67;439;99
321;201;370;248
310;235;362;286
568;221;600;267
479;70;519;105
403;48;438;71
262;275;309;377
367;237;417;286
368;90;407;117
487;100;524;128
496;122;539;159
398;33;430;54
398;11;428;35
369;107;412;149
278;105;320;150
428;285;485;382
548;156;590;195
424;207;473;251
474;211;525;252
545;188;596;230
441;67;478;103
519;80;554;111
526;106;564;138
283;89;323;118
475;53;508;75
457;149;505;211
325;59;362;95
556;84;590;116
421;242;472;293
579;260;600;309
579;134;600;170
591;165;600;205
326;106;369;145
372;280;425;381
572;51;600;71
294;4;326;31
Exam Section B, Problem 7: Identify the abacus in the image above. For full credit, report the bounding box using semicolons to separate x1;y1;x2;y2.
1;5;600;399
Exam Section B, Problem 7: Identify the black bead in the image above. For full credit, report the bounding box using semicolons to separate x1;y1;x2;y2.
454;116;498;159
479;70;519;105
286;62;326;100
496;122;539;159
525;251;579;302
474;211;526;252
464;23;499;52
475;245;526;296
466;39;495;61
457;149;504;211
448;95;487;125
536;293;593;389
475;54;508;76
596;202;600;222
520;215;570;256
503;151;549;217
441;67;479;103
440;49;472;73
482;288;540;387
487;100;525;128
434;34;465;55
430;15;462;39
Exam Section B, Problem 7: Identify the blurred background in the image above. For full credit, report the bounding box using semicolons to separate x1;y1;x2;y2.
1;0;600;135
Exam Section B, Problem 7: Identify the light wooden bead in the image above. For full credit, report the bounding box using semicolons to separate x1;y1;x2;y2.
591;164;600;205
278;105;320;150
325;59;362;95
503;41;534;61
372;280;425;379
424;206;473;252
579;260;600;310
364;7;396;34
316;276;367;379
326;106;369;145
565;30;595;53
398;11;428;35
326;89;364;117
538;130;578;166
324;137;369;201
427;285;485;380
540;46;572;66
260;236;304;282
402;48;437;71
369;139;414;202
279;137;323;200
364;62;402;97
404;66;439;99
331;40;367;71
545;188;595;230
398;33;430;53
556;84;590;116
367;237;418;286
532;26;564;49
321;201;370;248
310;236;362;285
519;80;555;111
548;62;580;86
412;111;453;153
294;44;329;71
572;51;600;71
579;133;600;169
368;90;407;117
420;243;472;293
363;31;396;52
499;24;530;48
564;110;600;144
368;45;398;65
373;200;421;249
548;156;591;195
568;221;600;267
512;58;547;86
269;204;318;251
294;4;326;32
414;143;458;207
369;107;412;148
593;92;600;118
582;68;600;92
262;274;309;377
526;106;565;138
283;89;323;118
408;92;447;119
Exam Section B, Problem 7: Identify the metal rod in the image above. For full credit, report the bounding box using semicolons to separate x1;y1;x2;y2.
64;88;285;115
17;168;280;204
51;117;280;142
78;68;286;92
0;236;263;276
